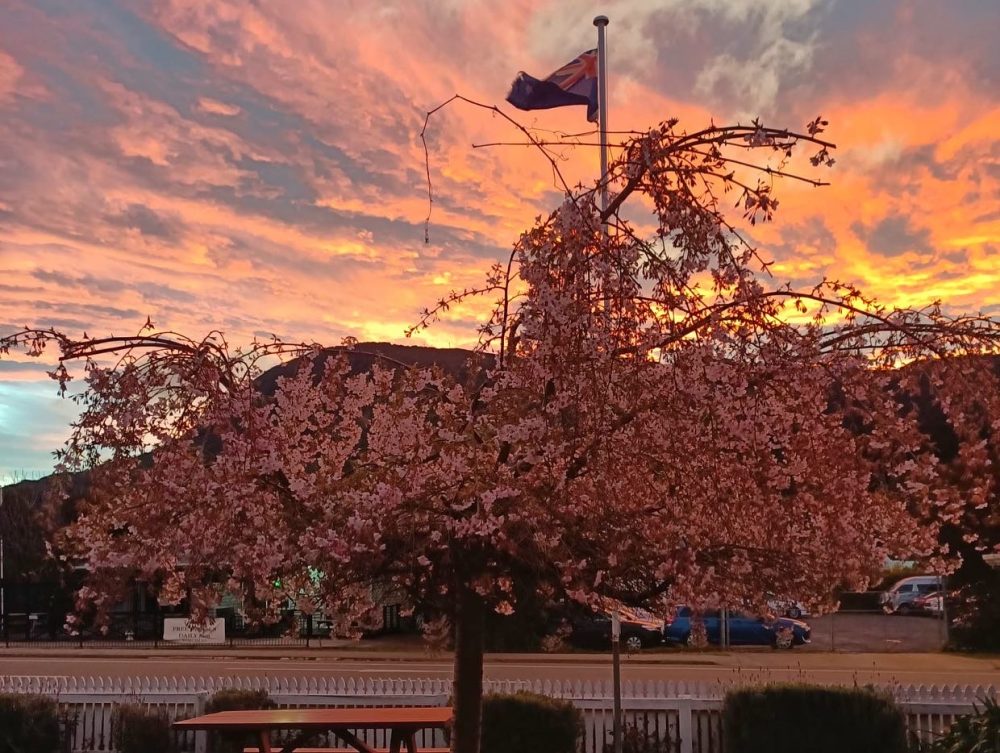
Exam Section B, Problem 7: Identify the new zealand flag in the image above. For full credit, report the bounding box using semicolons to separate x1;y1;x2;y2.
506;49;599;122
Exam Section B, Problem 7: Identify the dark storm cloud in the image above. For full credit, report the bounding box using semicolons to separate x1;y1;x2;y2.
104;204;184;241
851;214;934;258
31;300;143;320
769;218;839;260
31;269;198;305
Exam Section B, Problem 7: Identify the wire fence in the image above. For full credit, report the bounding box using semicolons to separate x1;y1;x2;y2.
0;578;415;647
1;580;948;652
0;609;356;648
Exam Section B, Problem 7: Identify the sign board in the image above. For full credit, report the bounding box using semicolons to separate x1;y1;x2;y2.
163;617;226;644
611;611;620;642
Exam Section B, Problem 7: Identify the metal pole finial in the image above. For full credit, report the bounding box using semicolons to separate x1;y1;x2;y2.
594;15;610;234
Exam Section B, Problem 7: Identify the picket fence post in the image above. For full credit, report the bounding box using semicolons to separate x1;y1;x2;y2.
675;697;694;753
192;692;208;753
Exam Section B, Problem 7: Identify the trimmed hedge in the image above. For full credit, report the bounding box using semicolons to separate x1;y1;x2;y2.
204;689;276;753
111;704;175;753
836;590;883;612
0;692;62;753
481;692;583;753
723;684;908;753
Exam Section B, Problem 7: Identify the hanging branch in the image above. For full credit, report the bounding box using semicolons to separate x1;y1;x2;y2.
416;104;844;362
420;94;585;245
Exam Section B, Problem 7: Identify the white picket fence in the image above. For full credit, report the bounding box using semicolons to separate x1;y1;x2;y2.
1;675;995;753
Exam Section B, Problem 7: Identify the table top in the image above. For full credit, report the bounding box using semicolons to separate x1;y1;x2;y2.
173;706;454;731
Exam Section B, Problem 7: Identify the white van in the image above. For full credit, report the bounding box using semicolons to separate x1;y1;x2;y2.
880;575;942;615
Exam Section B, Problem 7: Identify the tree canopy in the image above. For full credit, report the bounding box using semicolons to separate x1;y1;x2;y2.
4;114;999;753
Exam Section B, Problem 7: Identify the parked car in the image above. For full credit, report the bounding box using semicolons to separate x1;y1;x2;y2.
569;608;665;651
880;576;942;615
766;597;809;619
911;590;945;617
663;607;811;649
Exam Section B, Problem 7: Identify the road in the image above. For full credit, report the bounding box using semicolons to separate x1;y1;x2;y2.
2;651;998;688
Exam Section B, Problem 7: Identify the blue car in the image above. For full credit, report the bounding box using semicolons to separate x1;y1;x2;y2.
664;607;810;649
568;609;665;651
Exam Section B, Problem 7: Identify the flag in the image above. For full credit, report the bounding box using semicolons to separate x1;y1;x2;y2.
506;48;599;122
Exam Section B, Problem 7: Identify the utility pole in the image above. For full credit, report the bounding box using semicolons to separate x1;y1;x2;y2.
938;575;949;647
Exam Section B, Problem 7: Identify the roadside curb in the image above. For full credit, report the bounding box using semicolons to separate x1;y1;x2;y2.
0;648;723;666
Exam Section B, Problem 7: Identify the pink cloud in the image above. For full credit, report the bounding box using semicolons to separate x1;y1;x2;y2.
0;50;23;103
196;96;241;116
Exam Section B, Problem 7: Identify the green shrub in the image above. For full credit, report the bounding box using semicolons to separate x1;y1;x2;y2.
0;693;62;753
481;691;582;753
111;704;175;753
204;688;275;714
203;689;276;753
930;696;1000;752
723;684;908;753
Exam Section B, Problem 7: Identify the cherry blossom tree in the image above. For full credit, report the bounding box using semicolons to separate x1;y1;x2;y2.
886;356;1000;646
4;114;1000;753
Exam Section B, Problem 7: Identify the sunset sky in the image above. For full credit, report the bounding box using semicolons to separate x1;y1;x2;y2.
1;0;997;480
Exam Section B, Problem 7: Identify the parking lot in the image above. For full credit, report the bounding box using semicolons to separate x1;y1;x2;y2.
800;611;948;652
0;609;951;654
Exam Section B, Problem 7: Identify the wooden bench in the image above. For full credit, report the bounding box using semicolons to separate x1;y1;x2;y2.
175;706;453;753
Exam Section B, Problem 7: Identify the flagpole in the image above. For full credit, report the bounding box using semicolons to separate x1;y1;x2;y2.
594;18;622;753
594;15;609;235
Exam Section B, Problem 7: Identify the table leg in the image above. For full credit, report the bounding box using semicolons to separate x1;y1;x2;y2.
404;730;418;753
257;729;274;753
387;727;418;753
334;727;378;753
388;728;403;753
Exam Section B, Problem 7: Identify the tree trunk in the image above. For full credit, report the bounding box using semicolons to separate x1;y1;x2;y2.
451;586;485;753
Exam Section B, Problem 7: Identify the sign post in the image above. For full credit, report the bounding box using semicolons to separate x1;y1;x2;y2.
162;617;226;644
611;610;622;753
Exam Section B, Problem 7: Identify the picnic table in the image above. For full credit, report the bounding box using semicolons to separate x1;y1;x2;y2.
172;706;453;753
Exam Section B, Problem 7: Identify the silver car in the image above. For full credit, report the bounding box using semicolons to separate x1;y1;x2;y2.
880;576;942;615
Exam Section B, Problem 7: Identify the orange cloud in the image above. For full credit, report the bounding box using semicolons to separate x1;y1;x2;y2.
0;0;997;476
196;97;242;116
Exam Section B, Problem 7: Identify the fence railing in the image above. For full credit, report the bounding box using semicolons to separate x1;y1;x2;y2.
1;675;995;753
2;610;952;652
0;608;343;647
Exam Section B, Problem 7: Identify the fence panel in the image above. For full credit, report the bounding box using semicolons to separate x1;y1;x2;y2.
0;676;994;753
